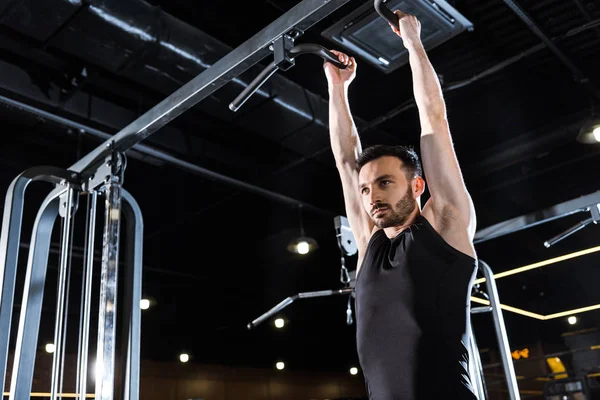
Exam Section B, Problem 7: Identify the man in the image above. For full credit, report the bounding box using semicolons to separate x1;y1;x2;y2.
323;9;478;400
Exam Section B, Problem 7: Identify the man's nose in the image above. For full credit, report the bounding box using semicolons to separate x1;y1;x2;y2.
369;193;382;206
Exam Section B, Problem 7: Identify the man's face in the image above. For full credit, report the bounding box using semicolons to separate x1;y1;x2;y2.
358;156;417;228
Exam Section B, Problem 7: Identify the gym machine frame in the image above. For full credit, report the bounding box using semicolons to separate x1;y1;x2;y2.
0;0;354;399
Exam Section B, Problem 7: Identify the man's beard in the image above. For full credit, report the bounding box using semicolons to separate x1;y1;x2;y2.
371;186;417;229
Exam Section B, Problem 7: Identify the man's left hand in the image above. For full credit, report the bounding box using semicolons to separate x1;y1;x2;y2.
390;10;422;50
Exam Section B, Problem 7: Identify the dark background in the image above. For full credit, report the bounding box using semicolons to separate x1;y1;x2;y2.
1;0;599;398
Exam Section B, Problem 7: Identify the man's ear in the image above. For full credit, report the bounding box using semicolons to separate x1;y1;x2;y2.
412;176;426;198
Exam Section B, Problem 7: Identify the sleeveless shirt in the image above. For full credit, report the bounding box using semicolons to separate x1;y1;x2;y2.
355;214;478;399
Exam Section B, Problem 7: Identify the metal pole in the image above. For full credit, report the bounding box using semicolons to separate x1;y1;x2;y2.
478;260;520;400
8;187;66;400
95;161;124;400
474;191;600;243
469;323;488;399
0;167;72;393
121;190;144;400
50;187;76;400
543;217;594;248
76;192;98;399
247;288;354;329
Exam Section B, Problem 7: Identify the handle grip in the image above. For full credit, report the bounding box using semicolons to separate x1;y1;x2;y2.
374;0;399;27
289;43;347;69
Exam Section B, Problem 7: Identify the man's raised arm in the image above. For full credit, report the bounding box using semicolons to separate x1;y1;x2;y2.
391;11;476;238
324;50;373;262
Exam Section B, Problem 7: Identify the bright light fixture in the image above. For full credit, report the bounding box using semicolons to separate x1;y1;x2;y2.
276;361;285;370
45;343;55;353
140;299;150;310
576;117;600;144
568;316;577;325
287;236;318;255
274;318;285;328
179;353;189;363
594;126;600;142
297;241;309;254
287;205;318;255
350;367;358;375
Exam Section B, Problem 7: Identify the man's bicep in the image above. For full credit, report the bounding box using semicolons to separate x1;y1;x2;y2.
337;165;373;252
420;127;473;220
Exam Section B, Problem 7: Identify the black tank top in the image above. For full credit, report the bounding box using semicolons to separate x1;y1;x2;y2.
355;214;478;400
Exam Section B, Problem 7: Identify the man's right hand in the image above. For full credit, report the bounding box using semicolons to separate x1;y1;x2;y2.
323;50;356;86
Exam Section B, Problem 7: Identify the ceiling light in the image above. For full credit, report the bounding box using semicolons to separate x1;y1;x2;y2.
287;205;318;255
179;353;189;363
350;367;358;375
568;316;577;325
276;361;285;370
45;343;55;354
288;236;318;255
274;318;285;328
140;299;150;310
576;116;600;144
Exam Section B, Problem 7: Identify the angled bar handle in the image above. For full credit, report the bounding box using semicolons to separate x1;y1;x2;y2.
374;0;400;27
229;42;346;112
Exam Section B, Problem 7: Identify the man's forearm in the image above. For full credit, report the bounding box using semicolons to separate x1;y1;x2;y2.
407;44;447;132
328;84;362;165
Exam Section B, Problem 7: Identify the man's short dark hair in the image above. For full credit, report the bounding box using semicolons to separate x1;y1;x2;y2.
356;144;423;180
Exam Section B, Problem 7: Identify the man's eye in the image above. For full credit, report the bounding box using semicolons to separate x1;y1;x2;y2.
381;180;390;186
361;188;369;194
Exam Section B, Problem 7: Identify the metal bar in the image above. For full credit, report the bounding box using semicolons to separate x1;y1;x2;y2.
68;0;353;176
469;323;488;400
229;61;280;111
572;0;600;40
59;201;78;400
121;190;144;400
478;260;520;400
248;298;294;329
0;167;72;393
76;192;98;400
543;217;593;248
50;187;75;400
95;173;123;400
8;187;66;400
471;306;493;314
297;288;354;298
474;190;600;243
0;93;334;218
247;287;354;329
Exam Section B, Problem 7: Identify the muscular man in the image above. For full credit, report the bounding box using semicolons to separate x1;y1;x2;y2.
323;9;478;400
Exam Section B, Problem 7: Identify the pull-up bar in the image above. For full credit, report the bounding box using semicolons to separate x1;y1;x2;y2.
68;0;353;180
